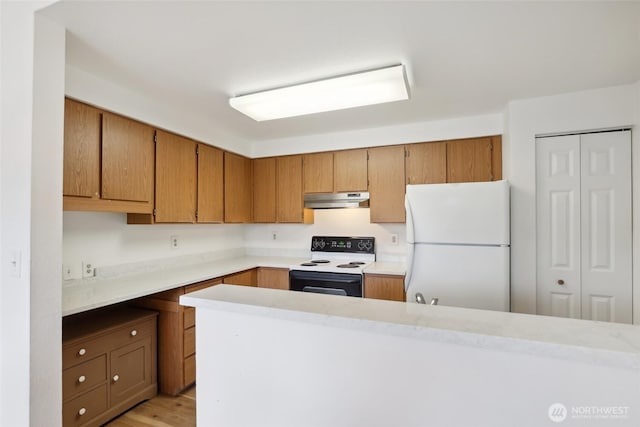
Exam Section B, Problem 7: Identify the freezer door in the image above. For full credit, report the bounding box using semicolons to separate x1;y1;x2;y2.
405;244;510;312
405;180;510;245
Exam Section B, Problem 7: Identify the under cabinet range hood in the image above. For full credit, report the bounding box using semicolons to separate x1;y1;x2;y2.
304;192;370;209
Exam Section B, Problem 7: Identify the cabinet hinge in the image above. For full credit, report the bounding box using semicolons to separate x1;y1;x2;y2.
153;208;157;217
195;211;198;220
153;133;157;143
405;148;410;158
367;152;370;160
196;145;199;155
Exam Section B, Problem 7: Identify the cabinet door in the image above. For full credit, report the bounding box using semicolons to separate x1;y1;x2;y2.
277;155;303;223
63;99;101;198
406;142;446;185
257;268;290;290
303;152;333;193
223;269;257;287
334;149;368;192
364;274;406;302
155;130;197;223
252;157;277;223
446;137;494;183
368;146;406;223
101;112;155;203
197;144;224;223
110;338;153;407
224;152;252;223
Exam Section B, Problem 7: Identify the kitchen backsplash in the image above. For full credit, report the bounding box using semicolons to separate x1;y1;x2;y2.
63;208;406;280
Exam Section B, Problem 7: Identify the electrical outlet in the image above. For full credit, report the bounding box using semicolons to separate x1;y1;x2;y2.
171;235;179;249
82;261;95;278
391;234;399;245
62;264;72;281
272;231;278;241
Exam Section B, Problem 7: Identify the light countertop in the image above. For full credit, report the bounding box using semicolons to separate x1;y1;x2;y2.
62;255;405;316
181;284;640;370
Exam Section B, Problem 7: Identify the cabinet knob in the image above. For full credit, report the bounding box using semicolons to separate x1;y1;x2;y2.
130;329;137;337
78;375;86;383
557;279;565;285
113;374;119;382
78;348;86;356
78;408;86;416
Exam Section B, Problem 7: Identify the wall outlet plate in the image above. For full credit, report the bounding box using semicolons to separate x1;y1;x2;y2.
171;235;179;249
391;234;399;245
62;264;72;281
82;261;95;278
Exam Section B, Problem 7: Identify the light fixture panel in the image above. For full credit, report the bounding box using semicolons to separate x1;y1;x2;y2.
229;65;409;121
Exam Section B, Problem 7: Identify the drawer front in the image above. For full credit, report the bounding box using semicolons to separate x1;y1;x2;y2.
183;326;195;358
62;354;107;400
63;338;110;370
62;384;108;427
184;307;195;329
103;318;155;351
184;354;196;386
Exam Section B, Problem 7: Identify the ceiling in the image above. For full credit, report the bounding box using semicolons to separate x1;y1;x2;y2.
42;1;640;145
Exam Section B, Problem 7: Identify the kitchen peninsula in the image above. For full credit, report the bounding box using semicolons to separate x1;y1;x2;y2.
181;285;640;427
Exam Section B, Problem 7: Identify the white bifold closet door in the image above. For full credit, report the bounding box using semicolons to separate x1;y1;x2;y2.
536;130;632;324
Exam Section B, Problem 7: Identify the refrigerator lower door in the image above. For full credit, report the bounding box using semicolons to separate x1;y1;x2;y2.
405;244;510;312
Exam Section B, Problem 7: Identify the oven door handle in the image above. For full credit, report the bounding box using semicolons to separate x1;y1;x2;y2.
302;286;348;296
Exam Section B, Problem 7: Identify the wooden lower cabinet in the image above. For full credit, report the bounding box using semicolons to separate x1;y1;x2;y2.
364;274;406;302
62;306;157;427
223;268;258;286
133;278;221;396
257;267;290;290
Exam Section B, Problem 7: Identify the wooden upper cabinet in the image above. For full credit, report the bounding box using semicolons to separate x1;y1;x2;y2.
446;137;496;183
197;144;224;223
252;157;277;223
334;149;368;192
155;130;197;223
303;152;333;193
101;112;155;203
368;145;406;223
277;155;303;223
405;142;447;185
63;99;101;198
224;152;252;223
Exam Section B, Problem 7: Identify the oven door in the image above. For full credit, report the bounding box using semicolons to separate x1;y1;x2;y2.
289;270;363;297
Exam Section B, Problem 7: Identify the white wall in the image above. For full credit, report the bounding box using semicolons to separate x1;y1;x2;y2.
251;113;503;157
1;2;63;426
65;65;252;156
244;209;406;261
505;83;639;317
63;212;245;279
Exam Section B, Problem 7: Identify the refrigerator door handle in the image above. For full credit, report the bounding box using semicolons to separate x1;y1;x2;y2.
405;242;414;293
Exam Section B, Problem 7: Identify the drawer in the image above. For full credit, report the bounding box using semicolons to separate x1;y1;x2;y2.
62;354;107;400
184;326;195;358
63;337;110;370
184;354;196;386
184;307;195;329
104;318;154;350
62;384;108;427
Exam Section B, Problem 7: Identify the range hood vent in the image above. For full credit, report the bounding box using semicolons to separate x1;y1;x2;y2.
304;192;370;209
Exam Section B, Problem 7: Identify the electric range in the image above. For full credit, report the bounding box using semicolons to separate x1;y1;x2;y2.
289;236;375;297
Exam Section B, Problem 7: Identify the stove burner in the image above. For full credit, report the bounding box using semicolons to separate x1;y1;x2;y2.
348;261;365;265
300;262;318;266
337;264;360;268
313;260;330;263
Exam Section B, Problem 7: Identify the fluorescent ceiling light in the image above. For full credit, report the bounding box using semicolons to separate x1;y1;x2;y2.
229;64;409;121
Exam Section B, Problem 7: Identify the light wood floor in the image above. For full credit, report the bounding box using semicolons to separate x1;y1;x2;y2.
104;386;196;427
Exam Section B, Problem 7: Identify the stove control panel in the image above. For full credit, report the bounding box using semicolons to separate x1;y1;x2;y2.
311;236;375;254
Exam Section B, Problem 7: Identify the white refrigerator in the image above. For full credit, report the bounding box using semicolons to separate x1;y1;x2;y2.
405;180;510;311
